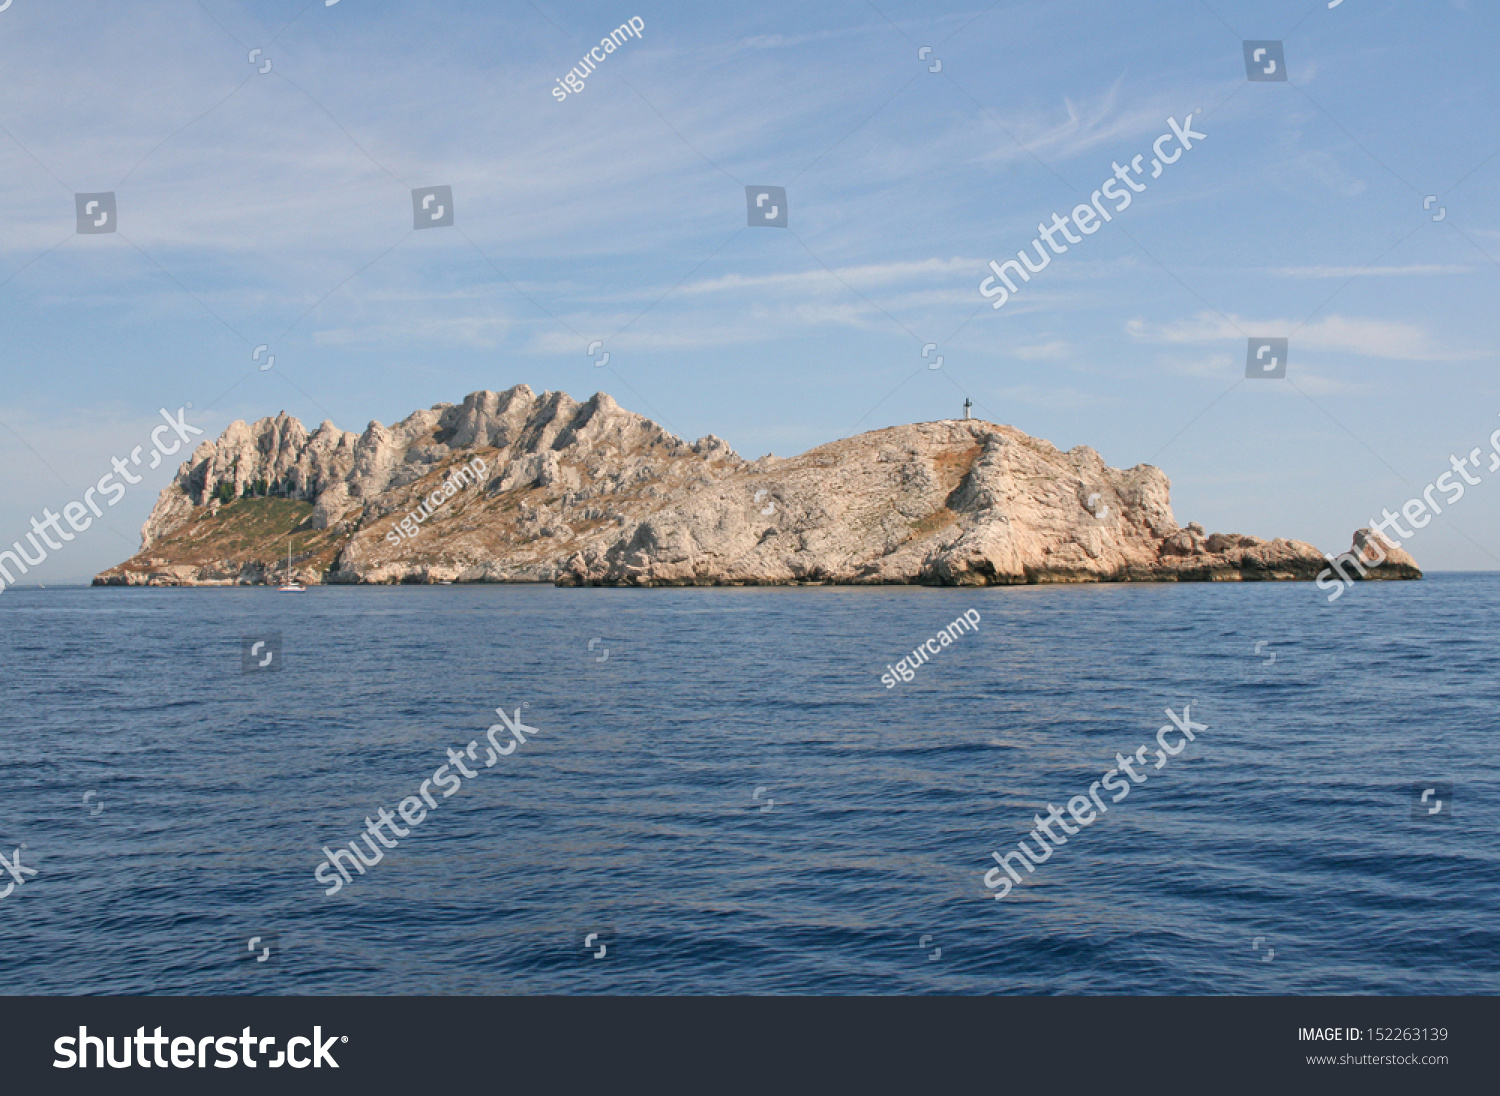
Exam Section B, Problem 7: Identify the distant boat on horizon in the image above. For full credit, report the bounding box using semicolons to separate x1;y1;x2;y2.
278;536;305;593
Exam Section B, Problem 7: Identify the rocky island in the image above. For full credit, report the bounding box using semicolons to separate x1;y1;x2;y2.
93;385;1420;588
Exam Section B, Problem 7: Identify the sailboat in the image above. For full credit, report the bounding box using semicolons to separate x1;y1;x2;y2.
278;536;306;592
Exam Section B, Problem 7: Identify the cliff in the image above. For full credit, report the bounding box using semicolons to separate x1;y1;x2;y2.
92;384;1419;588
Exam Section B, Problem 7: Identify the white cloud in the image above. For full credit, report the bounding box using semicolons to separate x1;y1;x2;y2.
974;79;1224;168
1013;340;1073;361
313;313;512;349
1126;311;1478;362
1157;352;1234;379
994;384;1113;409
1293;150;1366;198
1153;353;1352;393
679;257;978;295
1270;264;1474;278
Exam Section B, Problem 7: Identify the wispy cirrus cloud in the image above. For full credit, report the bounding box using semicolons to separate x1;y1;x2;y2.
1126;312;1481;362
994;383;1113;409
974;78;1230;168
1012;340;1073;360
1153;353;1356;393
1269;264;1475;278
678;257;978;295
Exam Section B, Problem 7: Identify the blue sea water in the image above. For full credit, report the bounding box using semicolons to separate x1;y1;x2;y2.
1;577;1496;996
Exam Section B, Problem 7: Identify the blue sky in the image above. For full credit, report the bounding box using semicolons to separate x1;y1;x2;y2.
2;0;1498;581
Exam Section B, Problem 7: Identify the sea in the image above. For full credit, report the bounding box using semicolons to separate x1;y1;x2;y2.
1;576;1496;995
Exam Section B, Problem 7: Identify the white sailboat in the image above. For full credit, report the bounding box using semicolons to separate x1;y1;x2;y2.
278;536;306;592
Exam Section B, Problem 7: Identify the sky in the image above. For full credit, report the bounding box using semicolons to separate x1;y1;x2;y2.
1;0;1498;582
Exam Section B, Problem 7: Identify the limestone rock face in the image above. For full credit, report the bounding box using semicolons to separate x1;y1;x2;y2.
94;386;1421;588
555;420;1341;586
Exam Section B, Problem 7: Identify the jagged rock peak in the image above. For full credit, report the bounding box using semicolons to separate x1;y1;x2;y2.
131;386;739;556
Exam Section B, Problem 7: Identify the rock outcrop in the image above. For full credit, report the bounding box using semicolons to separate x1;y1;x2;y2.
93;385;1421;588
1332;528;1423;581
